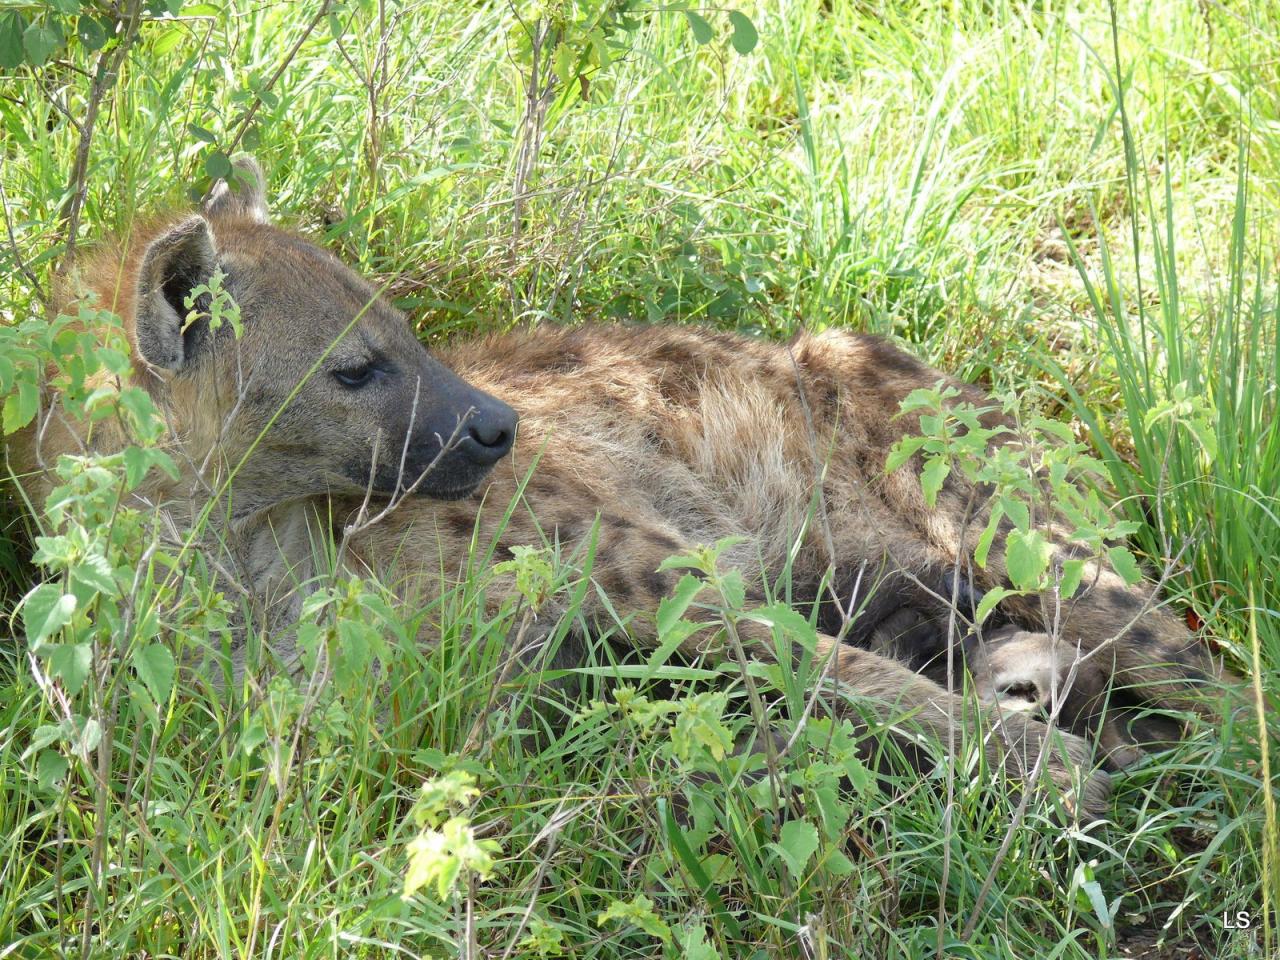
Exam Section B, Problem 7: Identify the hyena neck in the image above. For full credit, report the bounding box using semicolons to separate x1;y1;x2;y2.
221;494;337;596
212;498;338;680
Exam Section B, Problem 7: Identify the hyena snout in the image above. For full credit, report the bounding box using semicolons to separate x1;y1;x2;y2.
394;367;517;498
450;389;517;466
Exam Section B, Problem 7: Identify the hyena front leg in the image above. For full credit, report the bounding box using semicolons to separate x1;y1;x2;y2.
572;518;1110;816
881;461;1230;752
952;529;1239;771
982;543;1223;711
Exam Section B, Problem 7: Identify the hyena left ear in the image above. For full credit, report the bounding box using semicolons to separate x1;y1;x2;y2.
134;216;218;374
204;155;269;223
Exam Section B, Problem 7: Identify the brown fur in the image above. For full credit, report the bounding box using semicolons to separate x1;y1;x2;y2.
13;165;1231;817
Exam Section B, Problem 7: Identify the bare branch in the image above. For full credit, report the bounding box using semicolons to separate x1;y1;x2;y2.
56;0;145;278
221;0;334;160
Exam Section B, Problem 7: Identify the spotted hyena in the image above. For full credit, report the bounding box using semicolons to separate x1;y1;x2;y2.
13;159;1228;816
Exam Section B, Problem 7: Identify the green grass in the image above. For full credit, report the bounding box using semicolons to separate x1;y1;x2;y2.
1;0;1277;957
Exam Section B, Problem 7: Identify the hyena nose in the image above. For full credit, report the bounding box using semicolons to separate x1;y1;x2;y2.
460;398;517;465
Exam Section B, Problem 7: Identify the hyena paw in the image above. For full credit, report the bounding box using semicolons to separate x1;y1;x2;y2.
967;626;1164;770
991;710;1112;818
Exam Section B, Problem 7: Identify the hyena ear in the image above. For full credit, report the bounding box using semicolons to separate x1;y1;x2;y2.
204;155;269;223
134;215;217;373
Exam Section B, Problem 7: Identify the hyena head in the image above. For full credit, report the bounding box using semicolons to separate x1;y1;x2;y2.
128;158;516;515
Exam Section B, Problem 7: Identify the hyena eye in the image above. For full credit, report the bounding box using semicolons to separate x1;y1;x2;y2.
333;363;376;388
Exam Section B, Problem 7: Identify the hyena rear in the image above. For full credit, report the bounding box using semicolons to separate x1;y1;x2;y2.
14;160;1228;816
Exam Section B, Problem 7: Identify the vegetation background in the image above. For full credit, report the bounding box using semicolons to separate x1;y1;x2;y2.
0;0;1277;957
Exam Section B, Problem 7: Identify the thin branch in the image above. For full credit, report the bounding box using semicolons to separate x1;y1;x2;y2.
56;0;145;278
0;177;46;303
222;0;334;158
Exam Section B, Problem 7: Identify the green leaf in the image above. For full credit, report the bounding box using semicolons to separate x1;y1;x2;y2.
36;750;69;791
920;456;950;507
1005;528;1051;591
660;800;742;938
743;603;816;651
23;725;63;759
1059;557;1085;597
645;619;708;671
974;586;1015;624
117;386;165;441
186;121;217;143
597;895;671;943
205;150;233;181
656;574;704;637
1000;495;1029;531
72;555;117;596
551;43;576;84
22;21;61;67
1073;862;1114;928
134;643;176;703
973;502;1004;569
1034;417;1076;443
72;717;102;756
0;12;27;69
823;848;856;876
151;25;183;55
718;568;745;609
1107;545;1143;586
684;11;714;45
241;720;266;756
48;643;92;695
884;435;927;473
727;11;758;54
31;534;72;569
3;378;39;434
896;386;942;415
679;924;721;960
671;691;731;762
75;15;107;51
122;446;153;489
127;678;160;724
22;584;76;647
774;819;819;880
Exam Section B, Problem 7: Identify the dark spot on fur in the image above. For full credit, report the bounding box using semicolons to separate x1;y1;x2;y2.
651;341;696;366
539;352;581;373
609;578;635;603
819;383;841;416
656;371;699;406
858;335;929;378
1106;585;1134;608
1125;623;1156;647
1160;640;1211;684
644;531;682;554
526;477;559;499
446;513;476;538
644;569;671;598
554;521;583;543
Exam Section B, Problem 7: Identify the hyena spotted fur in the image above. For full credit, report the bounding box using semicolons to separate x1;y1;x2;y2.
12;160;1230;816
